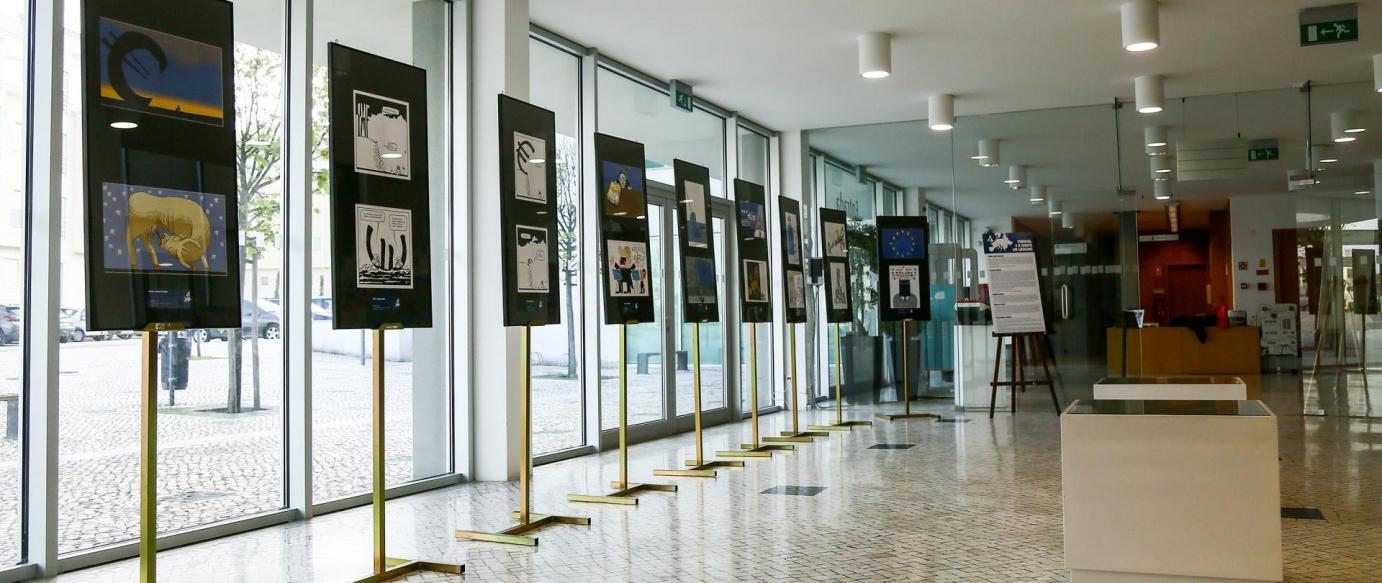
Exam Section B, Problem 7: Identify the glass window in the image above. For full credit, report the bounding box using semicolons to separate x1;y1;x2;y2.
57;0;287;554
309;0;451;501
0;0;25;565
674;216;726;416
528;39;584;456
596;68;725;196
737;126;769;189
601;204;665;429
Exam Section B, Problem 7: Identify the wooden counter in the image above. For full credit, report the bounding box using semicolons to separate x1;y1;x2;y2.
1106;326;1261;375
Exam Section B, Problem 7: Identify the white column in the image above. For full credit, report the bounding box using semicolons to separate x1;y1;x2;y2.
723;115;742;417
903;187;924;216
579;47;602;451
26;0;64;573
470;0;529;481
285;0;315;517
778;130;820;405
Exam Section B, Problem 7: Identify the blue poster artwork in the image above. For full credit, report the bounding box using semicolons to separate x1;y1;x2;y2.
601;161;646;217
739;201;766;239
881;227;927;260
686;256;717;305
98;17;225;125
101;182;229;274
982;231;1036;254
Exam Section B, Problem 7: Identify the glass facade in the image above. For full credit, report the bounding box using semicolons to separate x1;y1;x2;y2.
0;0;24;566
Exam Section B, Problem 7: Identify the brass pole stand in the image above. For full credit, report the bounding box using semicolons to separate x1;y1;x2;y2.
765;323;828;443
568;324;677;504
876;319;938;422
355;328;462;582
655;322;743;477
140;329;159;583
456;326;589;546
717;323;795;457
808;323;874;432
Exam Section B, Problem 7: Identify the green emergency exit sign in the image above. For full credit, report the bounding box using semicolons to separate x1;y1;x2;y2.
1301;19;1358;45
670;79;694;112
1248;148;1279;161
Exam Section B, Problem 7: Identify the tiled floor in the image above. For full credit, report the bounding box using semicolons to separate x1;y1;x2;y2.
52;371;1382;582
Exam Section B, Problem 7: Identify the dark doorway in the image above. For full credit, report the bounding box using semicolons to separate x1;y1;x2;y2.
1167;264;1211;320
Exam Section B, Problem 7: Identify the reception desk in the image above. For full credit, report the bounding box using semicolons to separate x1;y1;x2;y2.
1106;326;1261;375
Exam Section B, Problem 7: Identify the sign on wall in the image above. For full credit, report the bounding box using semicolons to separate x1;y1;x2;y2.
328;43;433;329
819;208;853;324
876;215;931;322
778;196;808;324
982;232;1046;334
595;133;655;325
735;180;772;323
82;0;242;331
675;160;719;323
498;95;561;327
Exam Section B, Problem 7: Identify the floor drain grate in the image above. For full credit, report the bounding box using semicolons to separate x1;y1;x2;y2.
761;486;827;496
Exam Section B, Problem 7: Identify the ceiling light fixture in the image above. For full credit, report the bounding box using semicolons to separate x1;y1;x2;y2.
1048;199;1063;217
1331;111;1365;144
1154;180;1172;200
1375;54;1382;93
1135;75;1164;114
1150;156;1173;174
1005;165;1026;185
1121;0;1160;52
929;94;955;131
1029;184;1046;203
110;121;138;130
858;32;892;79
973;139;999;166
1145;125;1167;148
1311;144;1337;170
1356;190;1372;196
1061;211;1075;229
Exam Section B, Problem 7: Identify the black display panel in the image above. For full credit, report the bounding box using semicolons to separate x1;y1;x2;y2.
498;95;560;327
819;208;853;324
778;196;807;324
81;0;241;331
876;215;931;322
595;133;654;325
674;160;718;323
735;180;772;323
327;43;432;329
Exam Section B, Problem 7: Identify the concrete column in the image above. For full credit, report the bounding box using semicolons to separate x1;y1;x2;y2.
470;0;530;481
779;130;821;403
903;187;924;216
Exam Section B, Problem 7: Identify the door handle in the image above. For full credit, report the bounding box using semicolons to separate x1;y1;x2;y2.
1061;284;1071;320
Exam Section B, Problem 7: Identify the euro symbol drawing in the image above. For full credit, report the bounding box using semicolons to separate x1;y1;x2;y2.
105;30;167;108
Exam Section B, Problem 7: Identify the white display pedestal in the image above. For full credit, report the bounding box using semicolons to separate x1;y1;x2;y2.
1062;400;1282;582
1094;376;1247;401
953;323;1009;412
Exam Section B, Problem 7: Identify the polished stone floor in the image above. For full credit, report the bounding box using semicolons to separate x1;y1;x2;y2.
52;370;1382;582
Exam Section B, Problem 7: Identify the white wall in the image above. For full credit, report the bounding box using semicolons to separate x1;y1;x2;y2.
1229;193;1295;324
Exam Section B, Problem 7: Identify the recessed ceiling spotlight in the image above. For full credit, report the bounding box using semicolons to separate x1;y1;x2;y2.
929;94;955;131
858;32;892;79
1004;165;1026;186
1333;111;1364;142
1121;0;1160;52
1135;75;1164;114
1029;184;1046;203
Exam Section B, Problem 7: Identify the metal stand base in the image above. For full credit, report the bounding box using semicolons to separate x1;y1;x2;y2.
353;558;463;583
715;443;793;457
875;412;939;421
653;458;743;478
780;430;831;438
454;512;590;547
763;435;815;443
567;482;677;506
807;420;873;431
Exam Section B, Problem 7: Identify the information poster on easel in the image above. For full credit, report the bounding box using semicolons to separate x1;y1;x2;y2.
982;232;1046;334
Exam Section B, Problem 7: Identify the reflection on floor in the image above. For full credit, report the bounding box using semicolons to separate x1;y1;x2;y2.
53;373;1382;582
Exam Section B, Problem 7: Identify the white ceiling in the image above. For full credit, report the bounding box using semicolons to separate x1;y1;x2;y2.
531;0;1382;131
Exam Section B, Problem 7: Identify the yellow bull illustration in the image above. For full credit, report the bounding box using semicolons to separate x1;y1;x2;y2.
126;191;212;271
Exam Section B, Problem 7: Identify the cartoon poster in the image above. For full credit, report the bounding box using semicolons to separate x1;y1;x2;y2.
513;131;547;204
830;261;849;310
888;265;922;309
786;270;805;309
602;161;646;218
784;210;802;266
101;182;229;274
744;259;769;303
739;200;767;239
824;221;847;257
607;240;650;297
515;225;549;293
98;17;225;125
684;179;709;249
353;90;411;179
355;204;413;289
686;256;717;305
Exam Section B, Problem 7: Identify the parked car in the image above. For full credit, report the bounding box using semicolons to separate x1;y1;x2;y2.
1;305;20;346
189;301;282;342
58;311;78;343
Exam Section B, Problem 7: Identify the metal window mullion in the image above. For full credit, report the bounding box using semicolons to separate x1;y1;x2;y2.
284;0;314;519
450;0;473;478
579;47;602;450
723;114;741;419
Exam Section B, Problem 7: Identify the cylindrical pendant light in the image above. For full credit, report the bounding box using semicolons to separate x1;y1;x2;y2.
1121;0;1159;52
1154;180;1172;200
1145;125;1167;147
1374;54;1382;93
858;32;892;79
929;94;955;131
1048;199;1063;216
1150;156;1173;175
1028;184;1046;203
1061;211;1075;229
1135;75;1164;114
1332;111;1365;143
973;139;999;166
1005;165;1026;185
1311;144;1338;170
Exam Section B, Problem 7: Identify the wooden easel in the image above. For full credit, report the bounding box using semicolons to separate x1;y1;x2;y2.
988;332;1060;418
